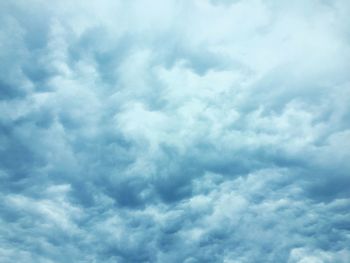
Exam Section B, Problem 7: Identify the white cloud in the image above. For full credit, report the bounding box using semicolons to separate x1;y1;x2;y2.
1;0;350;262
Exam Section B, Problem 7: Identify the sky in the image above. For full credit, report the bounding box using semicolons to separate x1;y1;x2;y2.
0;0;350;262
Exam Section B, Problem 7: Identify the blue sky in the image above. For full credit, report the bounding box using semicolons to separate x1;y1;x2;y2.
1;0;350;262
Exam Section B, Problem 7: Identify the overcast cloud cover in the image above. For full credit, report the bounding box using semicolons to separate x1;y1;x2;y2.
1;0;350;262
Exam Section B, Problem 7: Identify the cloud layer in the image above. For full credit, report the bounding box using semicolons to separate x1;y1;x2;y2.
1;0;350;262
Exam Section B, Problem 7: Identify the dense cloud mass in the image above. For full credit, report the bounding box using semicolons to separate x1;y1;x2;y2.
1;0;350;262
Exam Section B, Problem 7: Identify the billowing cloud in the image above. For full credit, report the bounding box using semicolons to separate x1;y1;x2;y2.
1;0;350;262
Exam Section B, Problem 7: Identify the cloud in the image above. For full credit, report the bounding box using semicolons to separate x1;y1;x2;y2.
1;0;350;262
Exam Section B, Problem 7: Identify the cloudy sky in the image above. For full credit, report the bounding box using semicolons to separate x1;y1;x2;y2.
1;0;350;262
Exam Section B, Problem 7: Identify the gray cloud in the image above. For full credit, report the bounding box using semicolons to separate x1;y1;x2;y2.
1;0;350;262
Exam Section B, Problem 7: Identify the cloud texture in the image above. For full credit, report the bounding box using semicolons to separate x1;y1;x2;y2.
1;0;350;262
